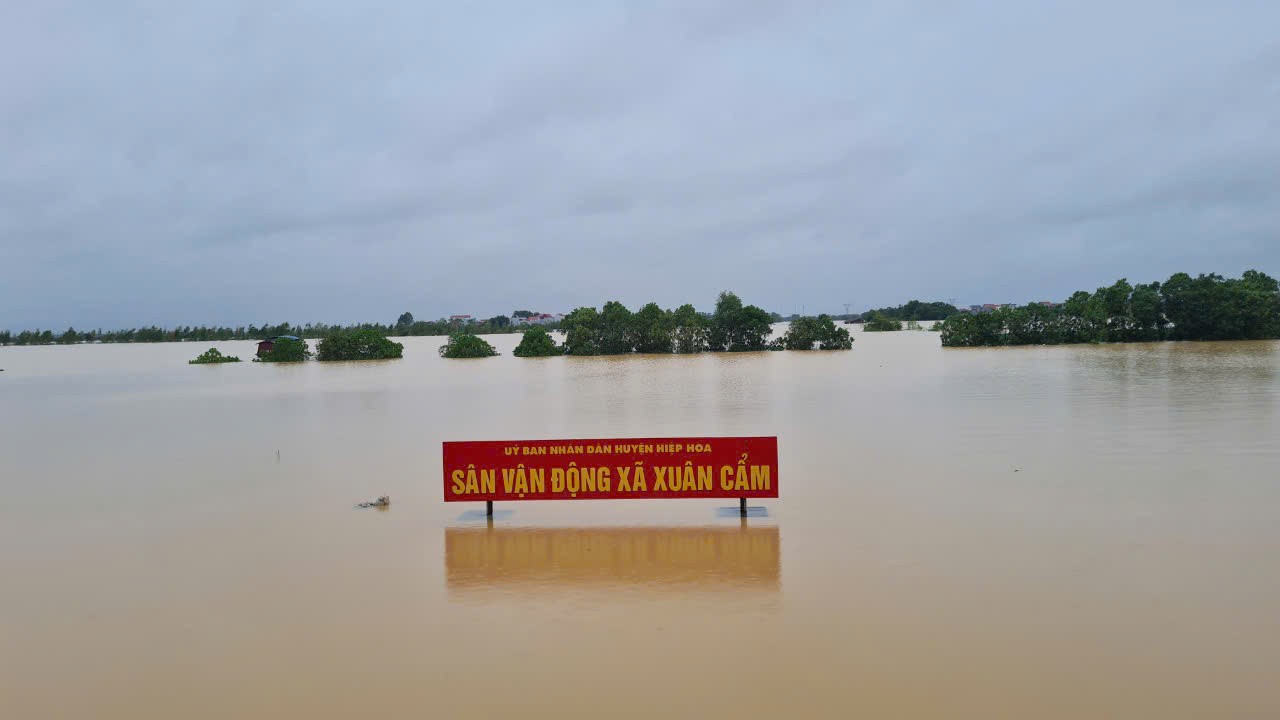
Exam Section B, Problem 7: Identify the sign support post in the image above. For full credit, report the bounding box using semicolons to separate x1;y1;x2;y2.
740;497;747;517
485;500;493;517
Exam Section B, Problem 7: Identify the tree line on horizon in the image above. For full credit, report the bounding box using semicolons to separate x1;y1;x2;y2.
497;291;852;358
15;270;1274;351
0;315;537;346
857;300;958;322
939;271;1280;347
0;303;797;348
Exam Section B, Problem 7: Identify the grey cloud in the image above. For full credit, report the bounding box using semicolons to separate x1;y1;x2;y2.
2;0;1279;329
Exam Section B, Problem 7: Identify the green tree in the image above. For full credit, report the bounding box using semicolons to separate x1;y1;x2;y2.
779;315;852;350
395;312;415;333
255;337;311;362
1161;272;1220;340
439;333;498;358
941;270;1280;347
779;316;821;350
670;304;709;353
628;302;673;353
818;318;855;349
561;307;601;356
513;327;563;357
58;327;78;344
862;313;903;332
189;348;241;364
1129;282;1164;341
1233;270;1279;339
597;301;634;355
708;291;742;350
317;328;404;361
1242;270;1280;337
939;311;1002;346
863;301;958;321
709;291;773;351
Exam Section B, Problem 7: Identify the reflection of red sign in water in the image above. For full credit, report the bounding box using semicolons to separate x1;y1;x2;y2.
443;437;778;502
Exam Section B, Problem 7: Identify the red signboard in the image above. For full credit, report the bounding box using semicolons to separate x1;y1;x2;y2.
443;436;778;502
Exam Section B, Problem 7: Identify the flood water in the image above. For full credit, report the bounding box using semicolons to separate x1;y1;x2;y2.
3;329;1279;718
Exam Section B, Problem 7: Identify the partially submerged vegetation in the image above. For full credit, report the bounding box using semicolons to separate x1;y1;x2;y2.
512;327;563;357
560;292;774;356
0;316;548;346
773;315;853;350
861;300;958;322
316;328;403;361
254;337;311;362
862;313;904;332
440;333;498;358
188;348;240;364
940;270;1280;347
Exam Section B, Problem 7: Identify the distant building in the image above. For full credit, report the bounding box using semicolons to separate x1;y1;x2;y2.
449;315;473;324
958;302;1058;314
511;313;563;326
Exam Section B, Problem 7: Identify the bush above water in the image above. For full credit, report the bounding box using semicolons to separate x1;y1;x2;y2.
774;315;854;350
512;327;562;357
317;328;404;361
439;333;498;358
862;313;904;332
560;292;772;356
189;348;241;364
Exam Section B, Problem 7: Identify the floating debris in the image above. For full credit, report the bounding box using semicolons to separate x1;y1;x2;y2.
355;495;390;509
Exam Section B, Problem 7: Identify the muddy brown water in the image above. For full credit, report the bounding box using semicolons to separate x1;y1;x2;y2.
2;329;1279;718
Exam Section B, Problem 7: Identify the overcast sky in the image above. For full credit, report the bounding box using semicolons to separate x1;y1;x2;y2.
2;1;1278;328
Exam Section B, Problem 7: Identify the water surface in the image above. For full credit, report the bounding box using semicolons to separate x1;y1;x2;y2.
2;330;1279;718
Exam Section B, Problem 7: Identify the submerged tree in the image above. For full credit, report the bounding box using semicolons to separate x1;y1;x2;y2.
513;327;563;357
317;328;404;361
561;307;602;356
941;269;1280;347
439;333;498;358
189;348;241;364
670;304;709;354
862;313;904;332
596;301;634;355
862;300;958;321
709;291;773;351
777;315;853;350
628;302;674;354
